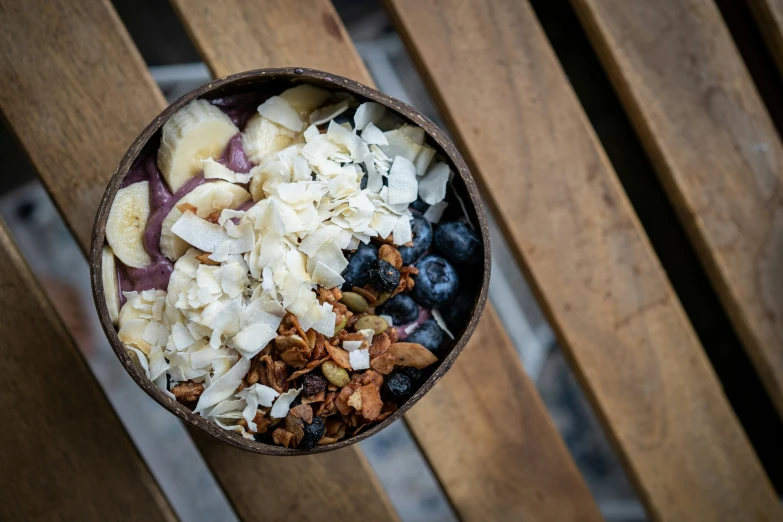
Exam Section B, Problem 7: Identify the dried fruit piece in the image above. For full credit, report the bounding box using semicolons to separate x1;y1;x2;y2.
300;416;326;450
302;373;327;396
368;260;400;293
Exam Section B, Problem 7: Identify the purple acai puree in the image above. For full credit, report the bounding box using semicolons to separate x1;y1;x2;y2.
395;307;431;341
219;133;253;173
210;92;264;129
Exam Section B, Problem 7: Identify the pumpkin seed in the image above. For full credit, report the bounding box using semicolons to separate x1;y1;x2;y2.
354;315;388;335
321;360;350;387
339;292;369;314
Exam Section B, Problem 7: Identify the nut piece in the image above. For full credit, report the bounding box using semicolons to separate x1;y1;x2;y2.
321;360;350;387
339;292;369;314
379;244;403;269
388;342;438;369
354;315;388;335
171;381;204;402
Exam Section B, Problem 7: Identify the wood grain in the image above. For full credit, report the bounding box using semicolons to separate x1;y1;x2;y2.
385;0;783;520
749;0;783;75
0;0;166;252
572;0;783;420
169;0;370;81
0;1;397;520
0;221;176;522
172;0;602;519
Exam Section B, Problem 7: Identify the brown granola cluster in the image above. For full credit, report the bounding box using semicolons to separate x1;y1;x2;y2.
171;244;436;449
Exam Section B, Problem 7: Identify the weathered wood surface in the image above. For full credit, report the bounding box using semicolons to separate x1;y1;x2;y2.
171;0;602;519
573;0;783;421
385;0;783;520
0;221;176;522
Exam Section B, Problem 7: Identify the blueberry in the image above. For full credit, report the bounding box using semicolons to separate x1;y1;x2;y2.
368;259;400;292
400;366;424;384
341;242;378;289
433;221;482;266
405;319;444;354
376;293;419;325
440;291;472;331
411;254;459;308
333;109;355;126
299;416;326;450
383;372;413;402
399;214;432;265
410;196;429;213
302;373;327;396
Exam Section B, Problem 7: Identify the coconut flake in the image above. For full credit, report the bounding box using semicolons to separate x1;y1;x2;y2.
309;100;349;126
194;356;251;413
418;162;450;205
141;321;169;347
349;348;370;370
257;96;304;132
432;308;455;339
270;387;303;418
379;314;393;326
387;156;418;205
172;211;253;254
392;214;413;245
361;122;388;145
311;261;345;288
414;145;435;176
233;322;277;358
355;102;386;131
423;201;448;223
380;130;421;163
172;322;195;350
343;340;363;352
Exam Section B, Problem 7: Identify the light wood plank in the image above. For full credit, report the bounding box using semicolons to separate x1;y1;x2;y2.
385;1;783;520
572;0;783;420
0;1;398;520
749;0;783;75
171;1;603;520
0;221;176;521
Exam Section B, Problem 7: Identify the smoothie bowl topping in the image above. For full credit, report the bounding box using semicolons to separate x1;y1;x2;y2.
97;73;487;451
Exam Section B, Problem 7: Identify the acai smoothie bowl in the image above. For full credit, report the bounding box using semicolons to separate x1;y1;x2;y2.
90;68;490;454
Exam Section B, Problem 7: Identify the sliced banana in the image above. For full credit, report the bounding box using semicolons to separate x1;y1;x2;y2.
280;84;331;119
102;245;121;325
106;181;152;268
241;113;297;165
160;181;251;261
158;99;239;193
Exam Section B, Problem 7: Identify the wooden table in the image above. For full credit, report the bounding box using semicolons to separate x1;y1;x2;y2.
0;0;781;520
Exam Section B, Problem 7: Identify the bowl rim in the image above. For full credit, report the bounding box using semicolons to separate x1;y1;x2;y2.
90;67;491;455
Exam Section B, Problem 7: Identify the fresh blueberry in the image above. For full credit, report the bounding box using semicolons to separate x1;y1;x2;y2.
382;372;413;402
406;319;444;354
299;415;326;450
368;259;400;293
399;214;432;265
410;196;429;213
440;291;472;331
333;109;356;126
433;221;482;266
400;366;424;384
341;242;378;289
411;254;459;308
376;293;419;325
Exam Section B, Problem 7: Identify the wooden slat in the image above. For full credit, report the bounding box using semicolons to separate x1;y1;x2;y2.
572;0;783;420
0;221;176;521
0;1;398;521
170;1;603;520
384;1;783;521
749;0;783;75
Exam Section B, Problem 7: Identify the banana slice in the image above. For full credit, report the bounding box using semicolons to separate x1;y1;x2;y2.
158;99;239;193
241;113;298;165
106;181;152;268
102;246;121;325
160;181;251;261
280;84;331;119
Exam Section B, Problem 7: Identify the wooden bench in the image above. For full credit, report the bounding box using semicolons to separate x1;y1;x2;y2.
0;0;780;520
